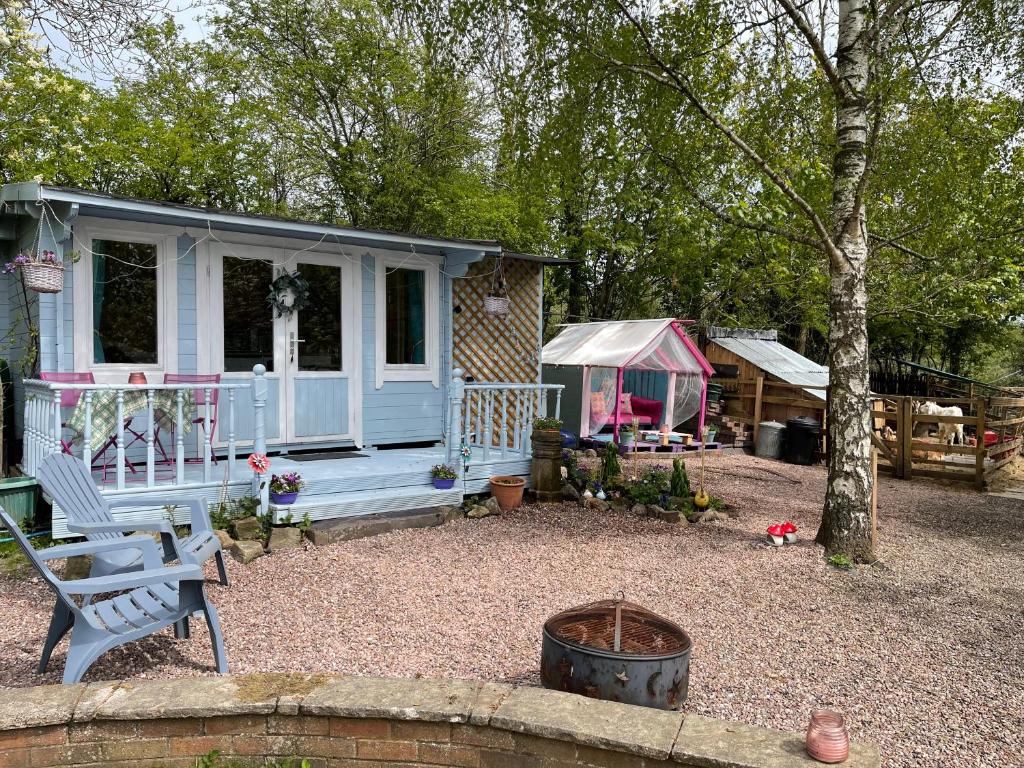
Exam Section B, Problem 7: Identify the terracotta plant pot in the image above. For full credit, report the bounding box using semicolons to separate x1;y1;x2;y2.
489;475;526;511
805;710;850;764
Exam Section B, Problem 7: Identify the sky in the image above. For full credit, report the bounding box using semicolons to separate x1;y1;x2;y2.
42;1;213;86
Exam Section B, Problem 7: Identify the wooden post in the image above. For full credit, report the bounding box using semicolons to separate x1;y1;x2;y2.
752;376;764;446
900;397;913;481
975;397;986;490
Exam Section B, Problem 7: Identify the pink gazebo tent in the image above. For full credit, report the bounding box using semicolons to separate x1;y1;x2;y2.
541;319;715;440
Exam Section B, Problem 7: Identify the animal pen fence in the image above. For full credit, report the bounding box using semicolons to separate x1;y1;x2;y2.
870;395;1024;489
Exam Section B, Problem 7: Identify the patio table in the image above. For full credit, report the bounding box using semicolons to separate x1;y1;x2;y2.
67;389;195;453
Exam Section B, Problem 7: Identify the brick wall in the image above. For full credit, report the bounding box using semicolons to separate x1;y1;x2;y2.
0;675;880;768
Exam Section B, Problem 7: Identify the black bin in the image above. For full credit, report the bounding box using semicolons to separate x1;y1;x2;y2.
783;416;820;465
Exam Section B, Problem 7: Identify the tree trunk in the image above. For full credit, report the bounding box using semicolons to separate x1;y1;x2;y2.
816;0;876;561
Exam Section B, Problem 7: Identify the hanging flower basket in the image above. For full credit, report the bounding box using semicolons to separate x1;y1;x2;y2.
484;294;510;316
4;251;68;294
22;262;64;293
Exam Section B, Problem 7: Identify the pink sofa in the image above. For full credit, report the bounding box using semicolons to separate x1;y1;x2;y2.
617;394;664;428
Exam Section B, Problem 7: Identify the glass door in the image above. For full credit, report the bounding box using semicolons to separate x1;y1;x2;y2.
212;245;286;446
284;256;352;443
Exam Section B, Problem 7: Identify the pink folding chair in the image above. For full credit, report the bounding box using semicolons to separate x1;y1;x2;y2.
40;371;136;480
39;372;94;455
162;373;221;464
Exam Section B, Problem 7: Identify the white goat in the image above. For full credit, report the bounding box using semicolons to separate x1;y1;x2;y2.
913;400;965;445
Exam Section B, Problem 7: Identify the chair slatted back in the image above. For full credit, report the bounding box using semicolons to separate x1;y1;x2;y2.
164;373;221;406
0;509;78;612
40;372;95;409
38;453;121;541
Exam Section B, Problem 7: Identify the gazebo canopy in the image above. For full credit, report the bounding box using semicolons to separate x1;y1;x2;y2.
542;319;713;375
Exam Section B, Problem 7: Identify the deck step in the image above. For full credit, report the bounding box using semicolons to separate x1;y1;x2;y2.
269;484;464;524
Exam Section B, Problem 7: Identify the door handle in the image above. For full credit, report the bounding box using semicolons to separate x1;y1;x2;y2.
289;332;306;362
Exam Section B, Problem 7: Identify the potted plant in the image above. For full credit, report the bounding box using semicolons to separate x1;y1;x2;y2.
431;463;458;490
781;520;798;544
489;475;526;511
269;472;304;505
619;425;635;447
531;417;564;502
766;524;785;546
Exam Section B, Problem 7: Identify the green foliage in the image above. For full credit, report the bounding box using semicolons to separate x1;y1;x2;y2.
298;512;313;532
195;751;311;768
670;458;691;498
533;417;563;430
625;466;670;505
828;554;855;571
211;497;260;531
599;442;622;487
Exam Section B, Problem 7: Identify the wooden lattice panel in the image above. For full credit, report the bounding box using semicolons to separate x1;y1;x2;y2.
453;257;541;385
453;257;543;446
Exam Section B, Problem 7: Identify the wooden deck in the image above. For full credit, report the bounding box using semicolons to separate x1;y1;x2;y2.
49;447;532;537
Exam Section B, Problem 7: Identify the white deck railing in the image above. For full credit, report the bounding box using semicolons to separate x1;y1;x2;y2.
446;369;563;466
22;365;271;494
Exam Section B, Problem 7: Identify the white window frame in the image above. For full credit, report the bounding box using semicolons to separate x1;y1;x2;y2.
71;219;178;378
374;254;439;389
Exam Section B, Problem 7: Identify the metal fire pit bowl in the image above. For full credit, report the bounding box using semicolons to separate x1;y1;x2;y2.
540;597;692;710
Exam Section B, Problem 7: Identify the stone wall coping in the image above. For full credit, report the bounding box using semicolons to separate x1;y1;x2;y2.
0;674;880;768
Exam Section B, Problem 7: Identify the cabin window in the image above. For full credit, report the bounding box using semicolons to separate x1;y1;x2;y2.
374;256;439;388
92;240;158;365
223;256;275;372
385;268;426;366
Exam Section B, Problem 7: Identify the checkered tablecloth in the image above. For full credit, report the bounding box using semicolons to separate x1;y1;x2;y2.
67;389;195;453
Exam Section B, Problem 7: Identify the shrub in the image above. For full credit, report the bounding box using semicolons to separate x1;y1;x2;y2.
670;457;691;497
600;441;622;486
828;554;855;570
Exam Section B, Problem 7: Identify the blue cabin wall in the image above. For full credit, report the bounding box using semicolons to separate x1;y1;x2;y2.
176;235;198;375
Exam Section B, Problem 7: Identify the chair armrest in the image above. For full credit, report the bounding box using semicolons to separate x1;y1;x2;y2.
107;495;213;533
39;535;163;565
67;518;175;536
61;563;204;594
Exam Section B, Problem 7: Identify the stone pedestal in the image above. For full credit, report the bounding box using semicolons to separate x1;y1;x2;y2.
531;429;564;503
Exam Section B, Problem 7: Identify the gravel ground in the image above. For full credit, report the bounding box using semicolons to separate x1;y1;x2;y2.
1;452;1021;767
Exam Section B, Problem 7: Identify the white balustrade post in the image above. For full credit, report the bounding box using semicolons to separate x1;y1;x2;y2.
522;390;534;457
145;389;155;488
175;391;185;485
251;364;269;514
23;389;35;475
514;392;522;452
227;388;236;482
82;391;93;473
51;389;62;459
202;387;213;483
446;369;465;469
500;390;508;458
555;387;563;420
482;390;493;462
115;389;126;489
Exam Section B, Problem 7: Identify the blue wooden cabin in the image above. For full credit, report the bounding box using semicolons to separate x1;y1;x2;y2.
0;183;564;535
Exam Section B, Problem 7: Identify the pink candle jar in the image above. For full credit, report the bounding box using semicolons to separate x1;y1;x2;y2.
805;709;849;763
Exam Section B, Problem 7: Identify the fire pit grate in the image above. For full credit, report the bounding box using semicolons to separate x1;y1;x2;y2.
541;597;693;710
546;600;690;656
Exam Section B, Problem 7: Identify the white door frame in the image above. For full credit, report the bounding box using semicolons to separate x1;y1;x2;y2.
200;239;361;448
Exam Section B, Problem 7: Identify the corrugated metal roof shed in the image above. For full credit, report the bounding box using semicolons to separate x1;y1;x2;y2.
706;327;828;401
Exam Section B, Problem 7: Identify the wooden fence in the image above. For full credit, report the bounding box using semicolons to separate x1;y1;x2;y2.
870;395;1024;489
